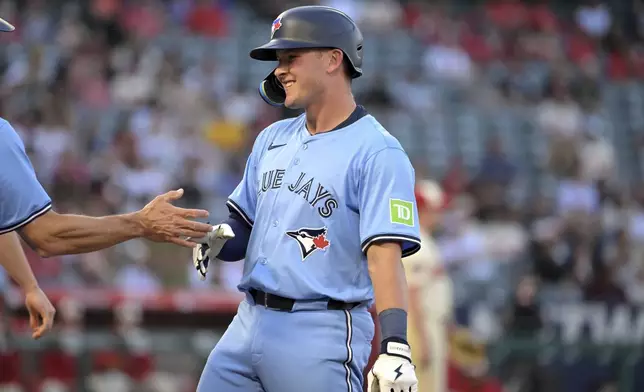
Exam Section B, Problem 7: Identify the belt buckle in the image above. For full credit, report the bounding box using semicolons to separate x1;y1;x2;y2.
263;292;269;308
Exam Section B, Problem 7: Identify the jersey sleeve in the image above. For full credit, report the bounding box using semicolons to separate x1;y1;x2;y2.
0;121;52;234
226;136;263;228
358;147;421;258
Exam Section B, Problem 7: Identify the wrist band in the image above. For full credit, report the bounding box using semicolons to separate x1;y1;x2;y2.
378;308;407;341
378;308;411;360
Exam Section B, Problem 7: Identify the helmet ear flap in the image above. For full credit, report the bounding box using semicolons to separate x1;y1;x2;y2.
259;71;285;107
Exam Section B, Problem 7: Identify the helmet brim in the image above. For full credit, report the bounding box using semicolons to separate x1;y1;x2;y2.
0;17;14;32
250;39;324;61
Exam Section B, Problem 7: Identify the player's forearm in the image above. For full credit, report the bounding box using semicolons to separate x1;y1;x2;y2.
367;242;410;346
0;232;40;291
20;211;144;257
367;242;408;312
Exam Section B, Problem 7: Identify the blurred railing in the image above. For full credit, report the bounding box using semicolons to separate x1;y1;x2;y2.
0;288;380;392
457;300;644;392
5;289;644;391
488;337;644;392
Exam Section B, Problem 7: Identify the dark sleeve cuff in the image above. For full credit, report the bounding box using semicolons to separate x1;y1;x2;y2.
226;199;253;229
361;234;421;258
0;202;51;234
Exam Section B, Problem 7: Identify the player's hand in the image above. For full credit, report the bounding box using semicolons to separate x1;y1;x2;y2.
24;286;56;339
136;189;213;248
192;223;235;280
368;340;418;392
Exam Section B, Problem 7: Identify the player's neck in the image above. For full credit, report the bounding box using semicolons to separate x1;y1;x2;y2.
304;88;356;135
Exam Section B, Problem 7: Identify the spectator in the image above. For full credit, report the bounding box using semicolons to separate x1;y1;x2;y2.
485;0;529;32
110;54;156;107
113;241;162;294
506;276;542;337
423;24;474;84
575;0;612;39
182;56;232;104
537;77;584;139
578;128;616;183
634;0;644;40
556;172;601;217
583;266;627;305
121;0;165;40
530;217;569;284
186;0;228;37
320;0;363;26
358;0;402;33
474;136;516;188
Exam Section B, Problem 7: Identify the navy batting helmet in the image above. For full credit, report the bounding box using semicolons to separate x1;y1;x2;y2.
249;6;364;107
0;17;14;32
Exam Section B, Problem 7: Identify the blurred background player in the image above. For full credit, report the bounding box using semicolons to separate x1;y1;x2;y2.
404;179;453;392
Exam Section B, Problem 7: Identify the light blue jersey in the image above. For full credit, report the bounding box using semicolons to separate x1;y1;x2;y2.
0;118;51;234
199;106;421;392
227;106;421;304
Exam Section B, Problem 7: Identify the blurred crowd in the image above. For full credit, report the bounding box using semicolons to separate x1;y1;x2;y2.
2;0;638;310
0;0;643;390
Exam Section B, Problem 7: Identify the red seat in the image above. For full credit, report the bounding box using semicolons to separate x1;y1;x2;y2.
39;350;78;382
123;353;154;381
0;351;22;384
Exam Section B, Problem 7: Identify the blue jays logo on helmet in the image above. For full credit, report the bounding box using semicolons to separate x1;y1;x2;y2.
271;16;282;38
286;227;330;261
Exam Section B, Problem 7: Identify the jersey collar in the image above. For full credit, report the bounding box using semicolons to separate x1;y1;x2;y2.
302;105;368;138
330;104;368;132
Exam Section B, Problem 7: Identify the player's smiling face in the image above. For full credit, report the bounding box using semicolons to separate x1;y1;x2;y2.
274;49;328;109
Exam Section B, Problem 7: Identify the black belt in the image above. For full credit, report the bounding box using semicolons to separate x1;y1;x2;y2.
249;289;360;311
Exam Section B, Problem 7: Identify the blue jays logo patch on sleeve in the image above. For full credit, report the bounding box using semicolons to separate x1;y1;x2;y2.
286;227;330;261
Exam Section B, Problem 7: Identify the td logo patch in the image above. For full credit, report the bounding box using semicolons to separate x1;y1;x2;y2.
286;227;330;261
389;199;414;226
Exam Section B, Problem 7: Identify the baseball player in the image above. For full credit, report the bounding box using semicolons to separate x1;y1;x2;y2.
0;17;213;339
192;6;420;392
403;180;453;392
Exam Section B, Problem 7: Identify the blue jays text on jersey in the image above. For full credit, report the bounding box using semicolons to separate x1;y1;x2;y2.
227;106;421;304
258;169;338;218
0;118;52;234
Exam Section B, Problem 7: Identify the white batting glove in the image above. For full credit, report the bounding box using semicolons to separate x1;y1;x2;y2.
191;223;235;280
368;341;418;392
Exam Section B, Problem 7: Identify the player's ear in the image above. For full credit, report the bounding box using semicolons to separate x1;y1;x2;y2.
326;49;344;75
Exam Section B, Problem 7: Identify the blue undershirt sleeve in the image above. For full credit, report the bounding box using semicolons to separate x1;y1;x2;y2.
216;210;252;262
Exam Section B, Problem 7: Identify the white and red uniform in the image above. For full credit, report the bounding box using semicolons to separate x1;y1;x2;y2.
403;180;453;392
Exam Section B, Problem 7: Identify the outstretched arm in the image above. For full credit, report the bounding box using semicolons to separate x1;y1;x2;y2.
0;120;213;257
19;189;213;257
